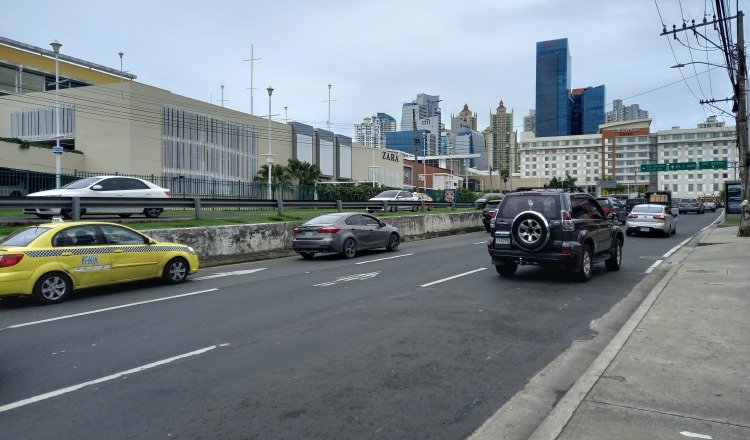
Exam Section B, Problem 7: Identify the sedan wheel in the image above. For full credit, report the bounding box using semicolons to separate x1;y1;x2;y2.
144;208;163;218
33;272;72;305
342;238;357;259
163;258;188;283
386;233;399;252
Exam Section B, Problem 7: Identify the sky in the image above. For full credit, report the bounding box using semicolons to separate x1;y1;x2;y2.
1;0;744;138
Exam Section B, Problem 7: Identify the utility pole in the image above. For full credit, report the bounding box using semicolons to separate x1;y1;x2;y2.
736;11;750;233
412;109;418;188
323;84;337;131
243;45;261;115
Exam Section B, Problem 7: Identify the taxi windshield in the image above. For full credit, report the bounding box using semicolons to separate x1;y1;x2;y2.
0;227;51;247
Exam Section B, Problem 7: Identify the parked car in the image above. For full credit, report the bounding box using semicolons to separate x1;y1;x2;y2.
366;190;418;212
0;220;199;304
487;187;624;281
24;176;171;219
595;197;627;224
625;204;677;237
412;192;433;211
481;200;502;232
678;197;705;214
292;212;400;259
474;192;503;209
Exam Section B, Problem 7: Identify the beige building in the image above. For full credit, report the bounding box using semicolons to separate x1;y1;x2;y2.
0;36;410;192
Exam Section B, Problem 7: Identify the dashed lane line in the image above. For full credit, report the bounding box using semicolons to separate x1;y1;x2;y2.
420;268;487;287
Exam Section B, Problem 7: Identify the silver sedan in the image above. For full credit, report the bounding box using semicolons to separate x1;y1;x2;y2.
625;204;677;237
292;212;401;259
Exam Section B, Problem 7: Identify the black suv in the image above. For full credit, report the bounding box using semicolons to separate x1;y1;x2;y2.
487;187;624;281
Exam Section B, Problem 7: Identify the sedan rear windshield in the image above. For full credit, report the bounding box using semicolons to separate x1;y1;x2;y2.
374;190;399;198
632;205;665;214
498;195;560;219
304;214;344;225
0;226;51;247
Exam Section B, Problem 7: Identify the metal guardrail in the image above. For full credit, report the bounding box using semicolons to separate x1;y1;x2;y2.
0;197;470;220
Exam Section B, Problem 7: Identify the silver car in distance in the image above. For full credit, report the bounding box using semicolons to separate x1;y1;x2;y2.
292;212;401;259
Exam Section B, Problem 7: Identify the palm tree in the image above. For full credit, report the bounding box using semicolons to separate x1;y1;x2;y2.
286;158;321;185
255;163;291;185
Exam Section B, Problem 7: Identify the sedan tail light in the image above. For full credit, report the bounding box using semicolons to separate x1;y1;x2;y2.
164;190;172;197
0;254;24;268
316;226;341;234
293;227;302;234
653;214;667;220
627;214;638;219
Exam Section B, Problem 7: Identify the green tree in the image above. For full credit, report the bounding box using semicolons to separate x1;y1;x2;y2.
254;163;291;185
500;168;510;190
286;158;322;185
548;176;562;188
563;173;577;188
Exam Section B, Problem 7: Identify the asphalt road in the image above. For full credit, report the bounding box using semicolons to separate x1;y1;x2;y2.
0;210;722;439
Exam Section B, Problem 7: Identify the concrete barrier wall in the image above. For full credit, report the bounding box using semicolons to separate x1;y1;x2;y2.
144;211;482;267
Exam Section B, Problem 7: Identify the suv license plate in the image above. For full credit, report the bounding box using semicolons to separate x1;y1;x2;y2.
495;237;510;245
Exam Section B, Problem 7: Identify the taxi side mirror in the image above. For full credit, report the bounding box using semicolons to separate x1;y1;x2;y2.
148;238;157;244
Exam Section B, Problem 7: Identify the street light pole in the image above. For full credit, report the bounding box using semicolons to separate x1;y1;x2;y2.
51;39;62;189
266;85;274;200
118;52;123;82
327;84;332;131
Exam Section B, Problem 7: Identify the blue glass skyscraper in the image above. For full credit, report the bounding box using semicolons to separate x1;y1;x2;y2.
535;38;571;137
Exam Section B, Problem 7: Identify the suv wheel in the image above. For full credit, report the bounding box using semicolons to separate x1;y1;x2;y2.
576;245;594;282
495;262;518;276
605;238;622;271
511;211;550;252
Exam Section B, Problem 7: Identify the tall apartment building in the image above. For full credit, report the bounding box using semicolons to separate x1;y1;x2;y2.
523;109;536;133
354;112;396;148
605;99;649;123
451;104;477;132
484;101;515;172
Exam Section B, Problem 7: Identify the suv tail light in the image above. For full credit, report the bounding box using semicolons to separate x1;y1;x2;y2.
317;226;341;234
0;254;24;268
561;210;574;231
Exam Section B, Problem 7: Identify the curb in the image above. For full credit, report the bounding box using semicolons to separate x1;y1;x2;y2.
528;224;714;440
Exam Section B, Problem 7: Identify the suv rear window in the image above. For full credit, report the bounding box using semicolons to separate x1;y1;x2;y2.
498;194;561;220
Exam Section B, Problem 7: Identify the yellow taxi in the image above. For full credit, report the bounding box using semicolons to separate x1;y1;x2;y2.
0;220;199;305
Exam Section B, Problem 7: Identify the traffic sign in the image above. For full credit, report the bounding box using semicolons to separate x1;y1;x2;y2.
698;160;728;170
640;163;667;172
52;145;64;154
668;161;697;171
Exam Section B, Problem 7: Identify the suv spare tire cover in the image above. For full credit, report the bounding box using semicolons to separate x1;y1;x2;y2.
511;210;551;252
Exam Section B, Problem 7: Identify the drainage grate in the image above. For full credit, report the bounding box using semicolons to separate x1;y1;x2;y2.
685;269;719;274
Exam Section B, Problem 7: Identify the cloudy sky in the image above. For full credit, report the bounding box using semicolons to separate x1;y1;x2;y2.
2;0;744;137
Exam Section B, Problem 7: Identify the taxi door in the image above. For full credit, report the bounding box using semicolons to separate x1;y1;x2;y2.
98;224;159;281
53;225;111;288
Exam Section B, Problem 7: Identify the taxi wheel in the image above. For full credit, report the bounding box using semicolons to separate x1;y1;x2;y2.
163;258;189;283
33;272;72;305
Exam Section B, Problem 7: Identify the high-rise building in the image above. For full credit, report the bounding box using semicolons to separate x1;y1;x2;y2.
570;85;605;135
398;93;442;154
451;104;477;132
354;113;396;148
485;101;514;172
523;109;536;133
605;99;649;123
535;38;571;137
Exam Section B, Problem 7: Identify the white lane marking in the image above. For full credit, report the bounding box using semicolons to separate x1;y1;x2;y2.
473;241;488;245
420;268;486;287
645;259;663;274
3;289;219;330
0;344;226;413
679;431;713;439
663;237;692;258
314;272;380;287
195;268;266;280
355;253;413;265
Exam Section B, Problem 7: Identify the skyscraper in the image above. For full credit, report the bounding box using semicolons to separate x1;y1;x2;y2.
605;99;649;123
486;101;514;172
570;85;605;135
399;93;442;155
523;109;536;133
535;38;571;137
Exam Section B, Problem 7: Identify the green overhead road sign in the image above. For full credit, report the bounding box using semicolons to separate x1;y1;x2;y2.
640;163;668;172
668;161;698;171
698;160;728;170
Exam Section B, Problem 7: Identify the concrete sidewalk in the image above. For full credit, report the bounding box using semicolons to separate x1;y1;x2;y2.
531;224;750;440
